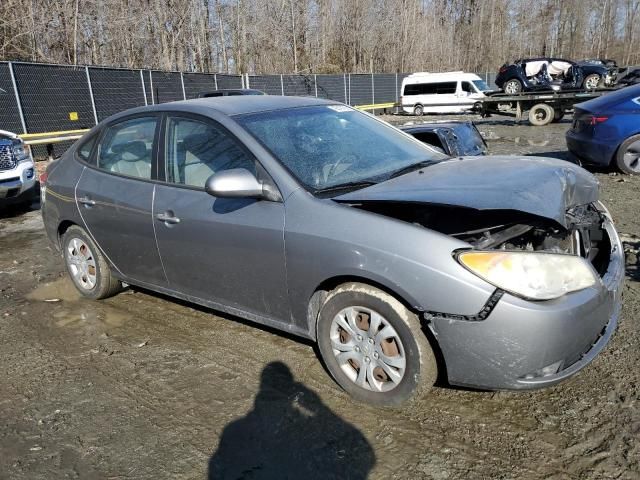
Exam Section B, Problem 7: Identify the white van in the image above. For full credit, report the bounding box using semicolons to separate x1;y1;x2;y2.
400;72;492;115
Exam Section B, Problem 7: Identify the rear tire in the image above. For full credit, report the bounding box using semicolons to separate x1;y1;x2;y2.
583;74;601;90
316;282;437;406
413;104;424;116
615;134;640;174
503;79;523;94
62;225;122;300
528;103;554;126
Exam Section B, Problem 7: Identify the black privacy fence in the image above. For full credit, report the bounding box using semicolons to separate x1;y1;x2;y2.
0;61;499;136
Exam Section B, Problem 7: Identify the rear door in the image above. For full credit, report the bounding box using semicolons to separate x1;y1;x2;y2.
152;113;290;322
75;115;167;286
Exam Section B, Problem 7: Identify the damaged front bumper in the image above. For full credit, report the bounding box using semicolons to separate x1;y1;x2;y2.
427;205;624;391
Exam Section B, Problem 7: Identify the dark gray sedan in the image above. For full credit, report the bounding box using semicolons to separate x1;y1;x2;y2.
41;96;623;405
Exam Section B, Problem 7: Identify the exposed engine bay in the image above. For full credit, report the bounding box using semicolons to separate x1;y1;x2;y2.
349;201;611;276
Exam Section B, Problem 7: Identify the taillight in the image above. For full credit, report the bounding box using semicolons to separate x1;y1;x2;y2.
588;115;609;125
499;65;507;74
40;171;48;184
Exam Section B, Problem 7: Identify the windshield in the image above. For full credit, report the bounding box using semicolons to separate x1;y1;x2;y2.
236;105;445;191
472;79;491;92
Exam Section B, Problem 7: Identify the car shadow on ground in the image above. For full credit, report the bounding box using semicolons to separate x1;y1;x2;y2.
207;361;376;480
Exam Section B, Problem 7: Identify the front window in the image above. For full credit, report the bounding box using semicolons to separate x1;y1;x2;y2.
237;105;445;192
472;79;491;92
165;116;255;188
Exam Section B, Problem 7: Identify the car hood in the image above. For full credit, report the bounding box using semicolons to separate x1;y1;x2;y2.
335;156;599;228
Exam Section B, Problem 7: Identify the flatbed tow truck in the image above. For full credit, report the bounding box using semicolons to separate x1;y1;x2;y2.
472;89;613;125
357;88;615;126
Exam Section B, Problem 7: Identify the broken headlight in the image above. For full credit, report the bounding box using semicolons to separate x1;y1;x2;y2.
457;251;599;300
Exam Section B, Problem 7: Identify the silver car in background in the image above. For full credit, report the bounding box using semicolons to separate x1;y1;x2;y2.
41;96;623;405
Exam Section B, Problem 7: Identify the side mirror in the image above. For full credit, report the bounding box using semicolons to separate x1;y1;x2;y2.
205;168;280;201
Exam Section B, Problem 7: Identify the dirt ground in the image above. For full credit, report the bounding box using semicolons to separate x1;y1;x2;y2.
1;114;639;480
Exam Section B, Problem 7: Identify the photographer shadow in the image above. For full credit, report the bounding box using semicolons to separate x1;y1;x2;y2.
208;361;375;480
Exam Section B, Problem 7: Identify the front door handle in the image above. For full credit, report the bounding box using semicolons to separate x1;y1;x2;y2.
78;196;96;207
155;212;181;225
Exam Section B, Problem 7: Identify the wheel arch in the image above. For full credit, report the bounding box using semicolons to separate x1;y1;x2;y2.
306;273;424;341
57;220;78;250
612;131;640;168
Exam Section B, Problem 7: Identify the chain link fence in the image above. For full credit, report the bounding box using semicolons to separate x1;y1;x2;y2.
0;61;501;140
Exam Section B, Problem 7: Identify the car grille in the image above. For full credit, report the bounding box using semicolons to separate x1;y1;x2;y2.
0;145;17;171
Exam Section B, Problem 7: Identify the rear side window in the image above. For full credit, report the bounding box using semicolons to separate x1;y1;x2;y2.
77;135;97;163
97;117;157;180
165;116;256;188
404;82;457;95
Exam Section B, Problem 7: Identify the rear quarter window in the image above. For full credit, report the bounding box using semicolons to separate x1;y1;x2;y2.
77;135;98;164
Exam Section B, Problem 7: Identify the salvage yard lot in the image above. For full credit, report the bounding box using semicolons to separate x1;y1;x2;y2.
1;115;639;479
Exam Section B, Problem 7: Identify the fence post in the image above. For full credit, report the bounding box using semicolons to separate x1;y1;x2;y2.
180;72;186;100
85;67;99;125
371;73;375;105
149;71;155;104
314;74;318;97
245;73;250;89
348;74;352;105
8;62;27;134
395;72;398;104
280;74;284;96
343;73;347;104
214;73;218;90
140;70;148;106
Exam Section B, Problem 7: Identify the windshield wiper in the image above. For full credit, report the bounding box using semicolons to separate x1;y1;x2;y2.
314;180;377;196
388;160;436;179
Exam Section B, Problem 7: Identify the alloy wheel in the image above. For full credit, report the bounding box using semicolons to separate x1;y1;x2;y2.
622;140;640;173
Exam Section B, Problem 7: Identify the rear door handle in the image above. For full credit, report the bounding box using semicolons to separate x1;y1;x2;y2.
78;196;96;207
155;212;181;225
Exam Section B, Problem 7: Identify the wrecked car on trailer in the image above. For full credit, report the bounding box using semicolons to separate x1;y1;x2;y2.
42;97;623;405
496;58;615;94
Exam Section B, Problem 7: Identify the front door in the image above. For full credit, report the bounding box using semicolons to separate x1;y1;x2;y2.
75;115;167;286
152;114;289;322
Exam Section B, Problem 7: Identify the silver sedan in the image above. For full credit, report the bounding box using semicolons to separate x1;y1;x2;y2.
41;96;623;405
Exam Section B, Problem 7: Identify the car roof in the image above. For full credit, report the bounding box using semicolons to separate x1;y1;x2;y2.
402;72;481;83
104;96;339;122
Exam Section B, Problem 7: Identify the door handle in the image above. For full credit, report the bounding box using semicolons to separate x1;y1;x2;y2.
155;212;181;225
78;196;96;207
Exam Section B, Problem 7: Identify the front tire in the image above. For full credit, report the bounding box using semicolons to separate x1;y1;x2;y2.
413;104;424;116
317;283;437;406
615;134;640;174
62;225;122;300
